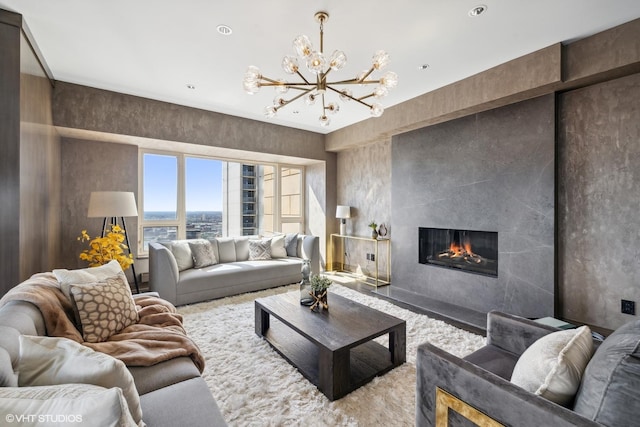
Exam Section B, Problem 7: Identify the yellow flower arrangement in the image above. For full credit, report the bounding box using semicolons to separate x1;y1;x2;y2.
77;224;134;270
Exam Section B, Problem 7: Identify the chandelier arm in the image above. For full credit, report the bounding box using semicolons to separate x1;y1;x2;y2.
259;82;315;90
295;70;312;85
328;79;381;85
357;93;376;101
357;67;376;82
277;89;313;110
326;85;373;108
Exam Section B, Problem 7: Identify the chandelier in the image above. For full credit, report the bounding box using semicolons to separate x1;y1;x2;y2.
243;11;398;127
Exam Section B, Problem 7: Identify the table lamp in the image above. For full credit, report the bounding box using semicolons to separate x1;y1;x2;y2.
336;205;351;236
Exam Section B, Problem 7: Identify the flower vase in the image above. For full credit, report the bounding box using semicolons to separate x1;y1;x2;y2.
311;289;328;311
371;229;378;239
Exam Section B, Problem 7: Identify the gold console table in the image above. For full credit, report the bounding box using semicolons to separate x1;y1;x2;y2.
329;233;391;287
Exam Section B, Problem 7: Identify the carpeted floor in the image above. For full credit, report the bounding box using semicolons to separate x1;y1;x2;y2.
178;284;485;426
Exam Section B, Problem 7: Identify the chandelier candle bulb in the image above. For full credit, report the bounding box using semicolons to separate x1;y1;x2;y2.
243;11;398;126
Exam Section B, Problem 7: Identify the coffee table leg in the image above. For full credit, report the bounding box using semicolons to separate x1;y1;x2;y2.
318;347;349;401
389;323;406;365
254;303;270;336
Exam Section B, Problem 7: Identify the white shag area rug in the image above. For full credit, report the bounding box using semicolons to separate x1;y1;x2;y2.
178;284;486;426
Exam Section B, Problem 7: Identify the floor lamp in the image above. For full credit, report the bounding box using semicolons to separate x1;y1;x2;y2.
88;191;140;293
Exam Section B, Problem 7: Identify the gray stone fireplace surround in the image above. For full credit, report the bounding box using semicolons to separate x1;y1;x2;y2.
385;94;555;331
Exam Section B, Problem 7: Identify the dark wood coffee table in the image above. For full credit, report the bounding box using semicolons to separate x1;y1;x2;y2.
255;291;406;401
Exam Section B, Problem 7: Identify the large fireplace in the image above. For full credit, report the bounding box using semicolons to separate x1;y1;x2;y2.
419;227;498;277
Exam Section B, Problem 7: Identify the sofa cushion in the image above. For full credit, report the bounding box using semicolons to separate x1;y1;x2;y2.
139;377;226;427
53;260;124;326
573;319;640;425
128;356;200;395
53;260;123;302
234;238;251;261
463;344;519;380
216;238;237;263
0;347;17;387
249;238;272;260
511;326;593;406
69;274;139;343
189;239;217;268
285;233;298;257
178;258;302;294
0;383;138;427
270;234;287;258
17;335;143;425
169;241;195;271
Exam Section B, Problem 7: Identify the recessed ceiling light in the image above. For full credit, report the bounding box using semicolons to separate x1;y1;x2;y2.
217;25;233;36
418;64;430;70
186;84;196;90
468;5;487;17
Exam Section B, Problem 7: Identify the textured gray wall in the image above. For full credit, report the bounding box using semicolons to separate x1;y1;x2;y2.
60;138;138;284
336;140;391;279
558;73;640;330
391;95;555;318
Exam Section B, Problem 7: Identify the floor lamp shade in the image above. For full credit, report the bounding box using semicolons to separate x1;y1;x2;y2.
88;191;138;218
336;205;351;235
87;191;140;293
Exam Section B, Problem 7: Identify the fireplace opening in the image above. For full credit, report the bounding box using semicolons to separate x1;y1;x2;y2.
419;227;498;277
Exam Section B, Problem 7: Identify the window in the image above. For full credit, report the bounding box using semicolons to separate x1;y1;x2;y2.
279;166;304;233
139;150;302;254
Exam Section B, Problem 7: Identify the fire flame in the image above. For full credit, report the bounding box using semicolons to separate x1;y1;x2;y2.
449;241;474;257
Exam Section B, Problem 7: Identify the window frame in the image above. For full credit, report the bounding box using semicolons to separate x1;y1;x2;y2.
138;149;305;255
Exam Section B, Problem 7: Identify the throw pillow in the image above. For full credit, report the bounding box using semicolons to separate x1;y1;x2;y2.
188;239;217;268
216;238;237;263
573;318;640;425
270;234;287;258
285;233;298;257
234;238;251;261
169;240;194;271
0;347;17;387
53;259;124;302
510;325;593;406
0;384;138;427
53;260;127;328
17;335;143;425
249;238;272;260
69;274;139;343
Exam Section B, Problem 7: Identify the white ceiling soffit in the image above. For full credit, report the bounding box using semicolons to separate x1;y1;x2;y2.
2;0;640;134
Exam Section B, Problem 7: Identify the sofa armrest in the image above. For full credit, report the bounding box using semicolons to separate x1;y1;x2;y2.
300;235;320;275
149;243;179;305
486;310;559;356
133;291;160;299
416;342;599;427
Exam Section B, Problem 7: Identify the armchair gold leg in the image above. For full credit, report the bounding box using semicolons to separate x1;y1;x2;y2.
435;388;504;427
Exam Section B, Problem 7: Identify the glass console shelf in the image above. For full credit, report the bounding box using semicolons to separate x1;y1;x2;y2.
328;233;391;287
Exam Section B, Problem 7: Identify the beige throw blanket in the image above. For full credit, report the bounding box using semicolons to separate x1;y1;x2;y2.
0;272;205;373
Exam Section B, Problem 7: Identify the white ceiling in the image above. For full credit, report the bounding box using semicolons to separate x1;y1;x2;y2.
2;0;640;135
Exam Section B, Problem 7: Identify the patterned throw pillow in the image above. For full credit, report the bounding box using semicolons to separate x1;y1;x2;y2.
249;239;272;260
69;273;139;343
188;239;217;268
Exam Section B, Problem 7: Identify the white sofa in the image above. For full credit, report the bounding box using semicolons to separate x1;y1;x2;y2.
149;234;319;306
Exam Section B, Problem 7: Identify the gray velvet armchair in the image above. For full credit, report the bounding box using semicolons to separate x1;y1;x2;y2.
416;311;640;427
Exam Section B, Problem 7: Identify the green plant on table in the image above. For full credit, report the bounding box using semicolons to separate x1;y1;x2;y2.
310;274;332;293
368;221;378;231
